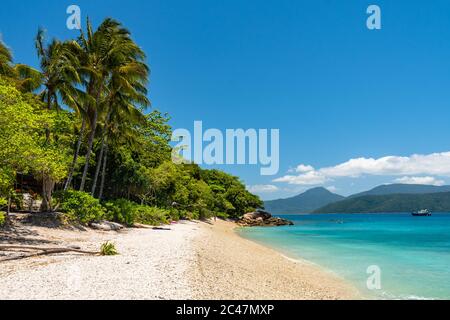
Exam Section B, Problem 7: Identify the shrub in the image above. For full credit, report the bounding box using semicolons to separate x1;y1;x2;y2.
0;197;7;209
215;211;229;219
133;205;168;225
1;197;8;227
100;241;118;256
0;211;5;227
55;190;105;224
165;208;185;222
103;199;136;226
103;199;168;226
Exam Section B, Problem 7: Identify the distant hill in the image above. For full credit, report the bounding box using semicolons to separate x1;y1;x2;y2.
264;184;450;215
349;184;450;198
314;192;450;214
264;187;345;214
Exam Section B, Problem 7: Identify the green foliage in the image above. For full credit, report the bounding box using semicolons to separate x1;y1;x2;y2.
0;19;264;223
0;168;14;197
104;198;168;226
0;79;43;182
0;77;72;209
100;241;118;256
136;111;173;168
1;41;41;92
0;197;7;208
55;190;105;224
128;162;263;220
103;199;137;226
0;197;7;227
200;169;263;218
0;41;14;77
0;211;5;227
132;205;169;226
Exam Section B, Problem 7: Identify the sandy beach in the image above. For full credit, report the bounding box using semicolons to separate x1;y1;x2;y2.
190;220;359;300
0;219;359;300
0;221;199;300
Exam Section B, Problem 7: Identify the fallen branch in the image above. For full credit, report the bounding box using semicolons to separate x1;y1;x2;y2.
152;227;171;231
0;249;97;262
0;244;99;258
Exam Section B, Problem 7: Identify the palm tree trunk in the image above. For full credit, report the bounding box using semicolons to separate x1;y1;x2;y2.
79;110;98;192
91;106;112;196
64;117;86;191
79;81;103;192
91;137;105;197
98;145;109;200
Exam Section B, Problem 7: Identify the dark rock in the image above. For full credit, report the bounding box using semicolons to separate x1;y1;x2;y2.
237;210;294;227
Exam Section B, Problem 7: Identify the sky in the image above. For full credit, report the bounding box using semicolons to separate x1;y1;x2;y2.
1;0;450;200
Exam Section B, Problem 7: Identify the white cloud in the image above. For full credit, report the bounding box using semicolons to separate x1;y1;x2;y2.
274;151;450;185
394;176;445;186
295;164;315;173
326;186;338;193
274;170;328;185
247;184;279;193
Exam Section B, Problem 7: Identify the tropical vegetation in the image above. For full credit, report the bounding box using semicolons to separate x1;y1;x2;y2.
100;241;118;256
0;18;262;226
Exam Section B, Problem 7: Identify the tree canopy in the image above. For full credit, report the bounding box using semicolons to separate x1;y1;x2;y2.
0;18;262;224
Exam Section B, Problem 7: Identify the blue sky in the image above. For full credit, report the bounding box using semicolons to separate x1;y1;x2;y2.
2;0;450;200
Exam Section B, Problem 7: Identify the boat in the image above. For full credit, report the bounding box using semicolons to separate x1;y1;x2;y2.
412;209;431;216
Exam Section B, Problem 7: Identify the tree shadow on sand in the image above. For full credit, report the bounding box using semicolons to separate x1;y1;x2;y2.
0;212;86;247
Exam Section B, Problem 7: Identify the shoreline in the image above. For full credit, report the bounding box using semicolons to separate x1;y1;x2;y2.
0;219;360;300
189;219;361;300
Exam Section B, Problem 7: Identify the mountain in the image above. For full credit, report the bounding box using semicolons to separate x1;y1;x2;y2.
264;183;450;215
349;184;450;198
264;187;345;214
314;192;450;214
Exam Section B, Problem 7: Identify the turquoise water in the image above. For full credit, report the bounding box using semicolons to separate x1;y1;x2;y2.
237;213;450;300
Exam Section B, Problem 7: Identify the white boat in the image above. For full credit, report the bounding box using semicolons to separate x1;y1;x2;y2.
412;209;431;216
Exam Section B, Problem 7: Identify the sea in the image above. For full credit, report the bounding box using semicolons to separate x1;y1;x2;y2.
237;213;450;300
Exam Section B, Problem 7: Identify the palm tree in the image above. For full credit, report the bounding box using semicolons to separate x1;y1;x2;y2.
33;30;84;211
61;39;94;191
35;29;82;111
76;18;149;192
63;98;89;191
97;106;146;199
91;59;150;197
0;41;14;77
1;40;41;92
93;99;148;198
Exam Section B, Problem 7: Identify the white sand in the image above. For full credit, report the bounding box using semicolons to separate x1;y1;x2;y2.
0;221;200;300
0;219;359;300
190;220;360;300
